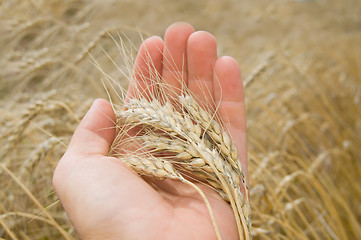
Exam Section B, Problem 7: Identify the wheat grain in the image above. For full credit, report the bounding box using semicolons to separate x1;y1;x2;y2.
121;156;181;179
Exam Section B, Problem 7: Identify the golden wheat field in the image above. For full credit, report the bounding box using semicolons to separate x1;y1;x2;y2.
1;0;361;239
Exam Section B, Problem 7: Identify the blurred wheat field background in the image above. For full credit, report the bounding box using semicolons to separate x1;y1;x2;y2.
1;0;361;239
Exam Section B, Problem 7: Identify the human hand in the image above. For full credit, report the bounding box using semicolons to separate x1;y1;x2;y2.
53;22;247;240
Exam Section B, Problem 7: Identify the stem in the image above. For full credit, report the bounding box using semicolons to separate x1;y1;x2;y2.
182;178;223;240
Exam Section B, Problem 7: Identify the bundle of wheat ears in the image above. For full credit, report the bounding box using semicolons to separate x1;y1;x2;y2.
105;66;251;239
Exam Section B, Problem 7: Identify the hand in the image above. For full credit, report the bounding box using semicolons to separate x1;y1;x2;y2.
53;22;247;240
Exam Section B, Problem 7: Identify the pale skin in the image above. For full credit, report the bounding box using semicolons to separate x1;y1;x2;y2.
53;22;247;240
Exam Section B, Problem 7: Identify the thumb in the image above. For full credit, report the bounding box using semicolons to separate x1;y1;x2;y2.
67;98;116;157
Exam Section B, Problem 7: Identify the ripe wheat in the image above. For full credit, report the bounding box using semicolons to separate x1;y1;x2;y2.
111;94;251;240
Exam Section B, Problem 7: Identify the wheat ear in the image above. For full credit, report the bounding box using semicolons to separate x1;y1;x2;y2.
120;96;251;229
114;95;251;239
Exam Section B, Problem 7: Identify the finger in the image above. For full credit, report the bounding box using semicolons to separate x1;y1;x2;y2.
126;36;164;101
162;22;194;98
66;98;116;157
187;31;217;108
213;56;248;179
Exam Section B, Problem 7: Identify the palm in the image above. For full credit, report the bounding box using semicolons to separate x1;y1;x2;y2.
53;22;247;240
64;155;237;239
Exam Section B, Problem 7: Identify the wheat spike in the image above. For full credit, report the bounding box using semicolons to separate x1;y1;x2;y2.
113;95;251;239
179;95;249;199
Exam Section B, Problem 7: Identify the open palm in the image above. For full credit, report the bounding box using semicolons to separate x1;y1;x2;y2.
53;22;247;240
